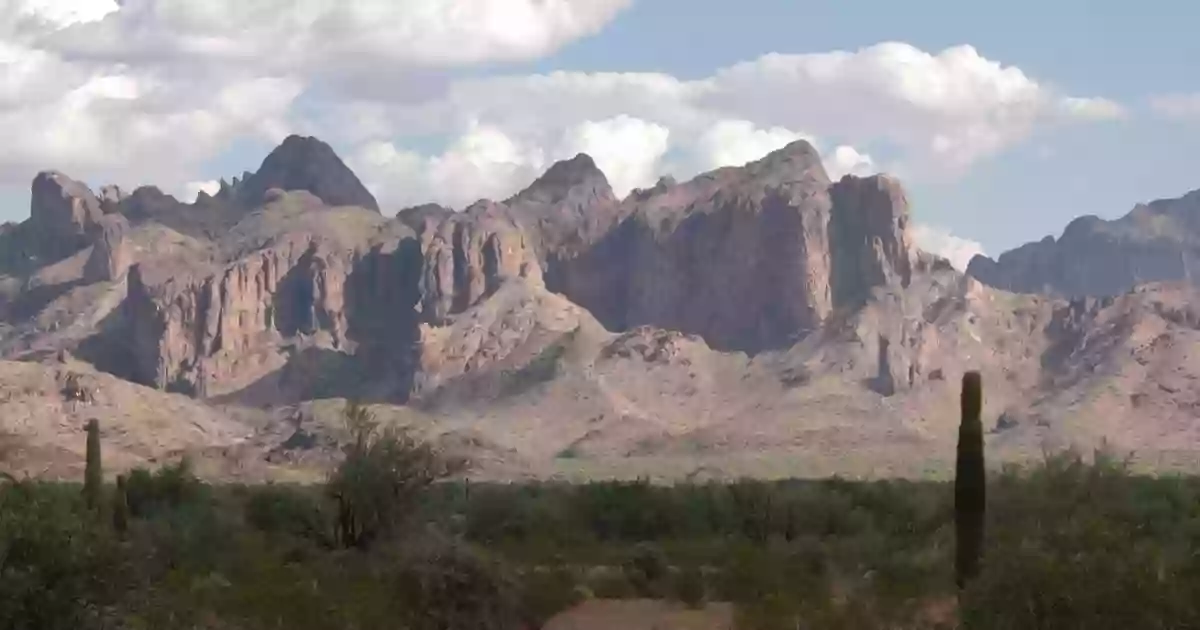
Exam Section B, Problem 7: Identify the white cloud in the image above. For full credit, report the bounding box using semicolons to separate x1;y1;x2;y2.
329;42;1120;209
1057;96;1126;121
694;119;812;171
558;115;669;197
700;43;1121;173
911;224;986;271
825;145;875;180
1149;93;1200;121
351;122;545;210
37;0;633;71
0;2;1125;218
351;115;671;209
0;0;629;199
181;179;220;202
689;119;875;182
12;0;119;29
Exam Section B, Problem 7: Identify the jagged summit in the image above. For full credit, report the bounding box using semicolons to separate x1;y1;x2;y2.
233;134;380;212
742;138;830;183
508;153;615;209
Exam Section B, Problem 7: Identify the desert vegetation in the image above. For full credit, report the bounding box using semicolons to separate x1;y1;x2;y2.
2;397;1200;628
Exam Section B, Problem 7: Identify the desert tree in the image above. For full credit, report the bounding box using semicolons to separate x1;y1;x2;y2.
326;400;467;550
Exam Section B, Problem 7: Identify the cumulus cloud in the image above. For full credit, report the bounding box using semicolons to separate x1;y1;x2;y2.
911;224;986;271
694;120;812;171
36;0;633;72
11;0;119;29
701;43;1122;172
1149;93;1200;121
330;42;1121;209
558;115;670;197
0;2;1124;217
181;179;221;202
351;115;670;209
689;119;874;181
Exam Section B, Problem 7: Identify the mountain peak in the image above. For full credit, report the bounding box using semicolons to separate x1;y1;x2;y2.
509;153;614;207
761;139;824;167
235;135;380;212
729;139;830;187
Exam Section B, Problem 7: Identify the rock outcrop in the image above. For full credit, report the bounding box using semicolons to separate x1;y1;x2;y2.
232;135;380;212
420;202;543;324
506;153;622;257
83;215;132;283
98;185;127;214
108;187;416;398
967;188;1200;297
546;140;916;354
828;174;914;309
28;171;105;261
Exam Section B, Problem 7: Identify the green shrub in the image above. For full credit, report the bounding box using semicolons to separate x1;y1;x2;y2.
124;458;204;519
244;484;331;547
0;481;126;629
384;536;524;630
623;541;670;597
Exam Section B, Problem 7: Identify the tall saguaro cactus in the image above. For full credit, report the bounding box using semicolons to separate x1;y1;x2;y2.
955;371;985;590
84;418;102;510
113;474;129;536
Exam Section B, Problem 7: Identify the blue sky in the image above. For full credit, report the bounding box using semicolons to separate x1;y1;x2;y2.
2;0;1198;267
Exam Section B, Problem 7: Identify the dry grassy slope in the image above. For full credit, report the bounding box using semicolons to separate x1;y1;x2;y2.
394;269;1200;482
0;358;287;482
1022;283;1200;473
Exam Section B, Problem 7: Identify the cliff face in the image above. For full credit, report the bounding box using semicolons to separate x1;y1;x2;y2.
109;189;419;399
12;135;922;403
28;171;105;263
122;237;341;395
419;201;543;324
967;188;1200;297
83;215;133;283
544;140;917;354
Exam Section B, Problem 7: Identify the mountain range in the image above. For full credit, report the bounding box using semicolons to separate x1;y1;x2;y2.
2;135;1200;482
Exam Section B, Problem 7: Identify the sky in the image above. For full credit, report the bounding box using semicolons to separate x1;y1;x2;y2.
1;1;1198;270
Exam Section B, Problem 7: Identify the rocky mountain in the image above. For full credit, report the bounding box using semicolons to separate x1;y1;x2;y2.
967;188;1200;296
226;135;380;212
1;135;1199;483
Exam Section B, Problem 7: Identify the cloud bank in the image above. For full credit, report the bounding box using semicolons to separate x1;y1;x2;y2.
0;1;1123;221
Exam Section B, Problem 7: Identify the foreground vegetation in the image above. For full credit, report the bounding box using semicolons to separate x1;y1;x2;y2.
3;402;1200;627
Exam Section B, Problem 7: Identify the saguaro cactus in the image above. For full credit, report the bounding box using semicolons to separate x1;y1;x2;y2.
113;474;130;536
84;418;102;510
955;371;986;589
